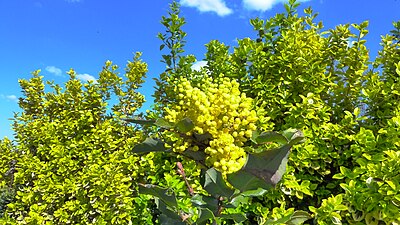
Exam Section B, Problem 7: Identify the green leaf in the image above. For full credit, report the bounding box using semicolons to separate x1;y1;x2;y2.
396;61;400;75
196;208;215;225
201;168;234;198
284;3;291;13
251;130;288;145
132;138;166;153
175;117;194;133
266;210;310;225
193;132;212;142
227;170;271;193
138;184;178;209
156;200;184;224
191;194;217;224
285;129;305;145
240;187;268;197
287;211;312;225
332;173;345;179
182;148;207;162
354;107;360;117
386;180;397;190
191;194;219;213
160;44;166;51
219;213;247;223
228;194;249;208
229;143;293;190
335;204;348;211
339;166;351;177
155;118;174;129
158;214;186;225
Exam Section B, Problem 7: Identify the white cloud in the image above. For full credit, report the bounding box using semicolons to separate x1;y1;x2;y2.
65;0;81;3
243;0;310;12
77;74;97;83
1;94;18;103
180;0;233;17
191;60;208;71
6;95;18;102
45;66;63;76
243;0;276;11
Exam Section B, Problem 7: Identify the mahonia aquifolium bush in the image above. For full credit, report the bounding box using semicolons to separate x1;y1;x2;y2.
163;77;258;174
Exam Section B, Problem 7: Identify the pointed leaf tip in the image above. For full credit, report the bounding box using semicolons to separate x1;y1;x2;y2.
201;168;234;198
252;130;288;145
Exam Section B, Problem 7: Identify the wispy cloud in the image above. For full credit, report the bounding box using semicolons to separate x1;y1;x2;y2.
191;60;208;71
1;94;18;103
243;0;310;12
77;74;97;83
45;66;63;76
65;0;82;3
180;0;233;17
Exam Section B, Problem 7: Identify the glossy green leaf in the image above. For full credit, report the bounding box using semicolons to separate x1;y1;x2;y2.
251;130;288;145
156;200;184;224
193;132;212;142
175;117;194;133
158;214;186;225
138;184;178;209
155;118;174;129
249;144;292;186
182;148;207;162
287;211;312;225
191;194;218;214
240;187;268;197
201;168;234;198
196;208;214;225
285;129;305;145
132;138;166;153
227;170;271;192
219;213;247;223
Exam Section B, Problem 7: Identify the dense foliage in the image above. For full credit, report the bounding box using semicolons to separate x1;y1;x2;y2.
187;1;400;224
1;0;399;224
0;56;161;224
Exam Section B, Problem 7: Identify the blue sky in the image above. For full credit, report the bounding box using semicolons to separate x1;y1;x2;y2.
1;0;399;139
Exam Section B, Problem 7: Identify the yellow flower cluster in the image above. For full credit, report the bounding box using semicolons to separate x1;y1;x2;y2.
164;77;258;174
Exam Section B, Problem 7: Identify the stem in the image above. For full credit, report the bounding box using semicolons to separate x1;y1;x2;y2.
177;162;194;196
212;196;224;225
216;196;224;216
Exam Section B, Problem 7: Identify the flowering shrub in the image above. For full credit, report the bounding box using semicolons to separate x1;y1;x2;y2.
1;0;399;224
163;77;259;174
